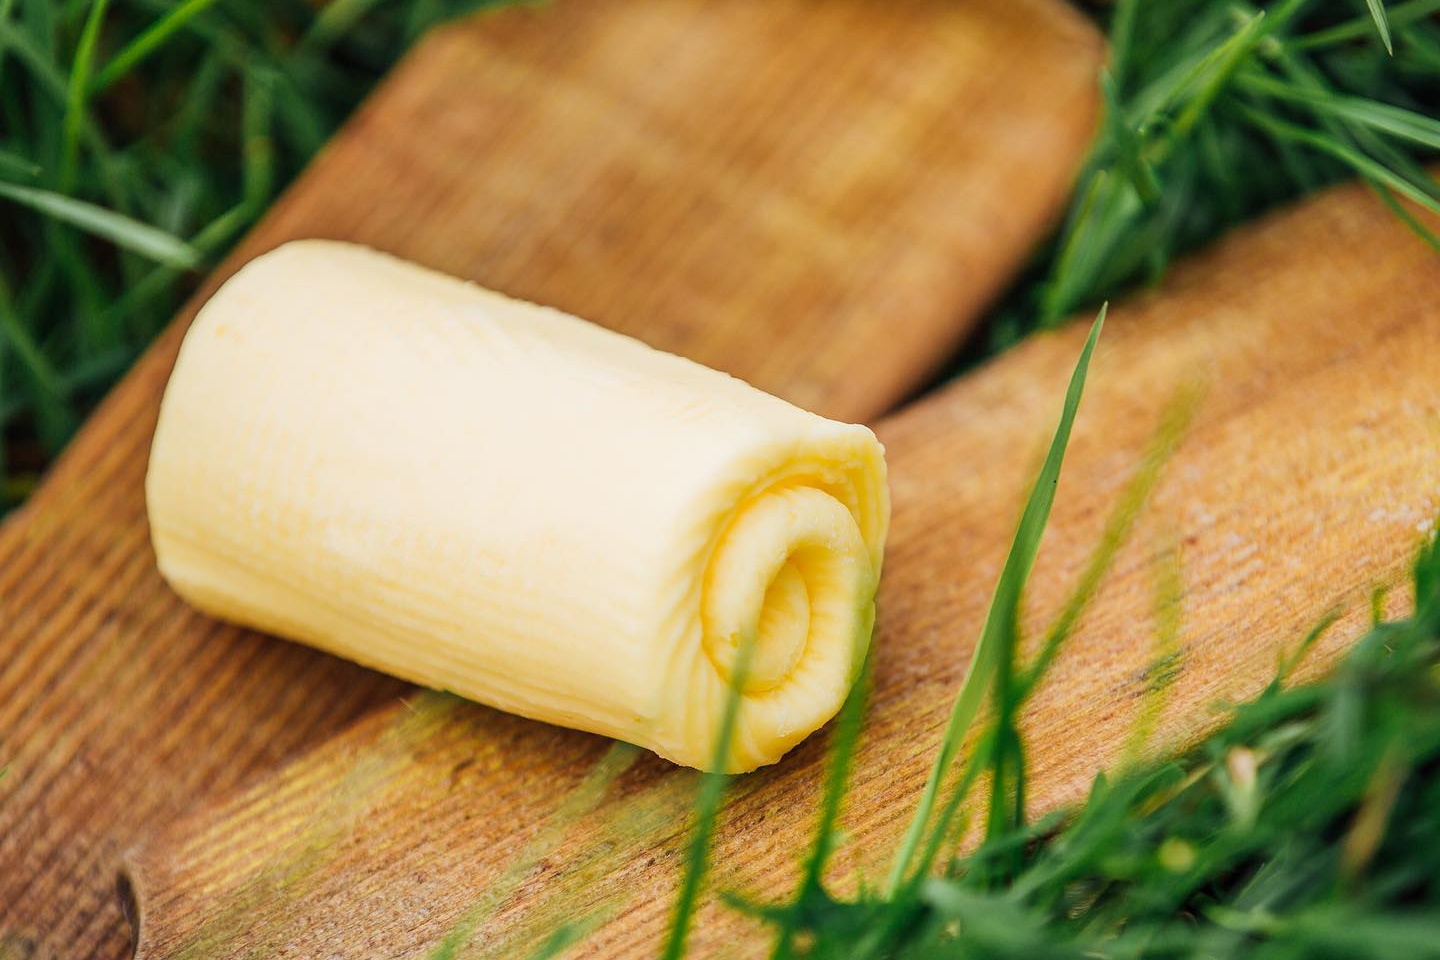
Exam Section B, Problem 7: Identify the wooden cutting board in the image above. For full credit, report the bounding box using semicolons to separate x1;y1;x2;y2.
0;2;1102;958
125;181;1440;960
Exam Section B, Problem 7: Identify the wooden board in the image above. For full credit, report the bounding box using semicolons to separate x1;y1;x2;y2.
0;2;1102;958
124;181;1440;960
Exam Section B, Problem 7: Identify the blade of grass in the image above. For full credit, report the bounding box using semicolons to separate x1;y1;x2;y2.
0;150;40;179
1365;0;1396;54
1370;182;1440;255
0;8;120;197
521;921;597;960
1296;0;1440;48
1242;73;1440;150
977;387;1193;886
1018;386;1198;695
171;46;231;156
1119;6;1234;125
1397;21;1440;68
242;66;276;211
1255;33;1440;240
1107;0;1141;91
0;276;74;449
271;72;328;155
1102;70;1161;203
660;627;758;960
0;181;201;268
423;742;641;960
769;655;874;960
1171;9;1272;137
885;306;1107;895
0;0;14;76
1043;174;1145;323
0;13;69;101
300;0;386;52
1276;610;1343;686
1238;105;1440;216
60;0;110;190
0;347;138;431
1121;538;1186;766
104;200;255;341
89;0;226;93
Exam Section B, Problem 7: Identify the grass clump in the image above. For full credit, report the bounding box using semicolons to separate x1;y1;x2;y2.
665;309;1440;958
986;0;1440;349
720;533;1440;960
0;0;502;505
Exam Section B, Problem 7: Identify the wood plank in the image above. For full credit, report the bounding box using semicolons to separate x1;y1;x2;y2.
125;181;1440;960
0;2;1101;958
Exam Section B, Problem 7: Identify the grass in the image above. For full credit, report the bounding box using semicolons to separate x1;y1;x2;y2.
881;307;1109;901
0;0;505;505
749;539;1440;959
985;0;1440;350
661;314;1440;958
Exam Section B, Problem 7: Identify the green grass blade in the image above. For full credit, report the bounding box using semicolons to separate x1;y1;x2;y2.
0;150;40;179
520;922;594;960
242;67;277;211
0;283;63;398
90;0;225;93
1121;539;1185;766
770;655;874;960
884;306;1107;895
1107;0;1141;91
1120;6;1233;126
1102;70;1160;204
102;201;255;342
1296;0;1440;48
1243;73;1440;150
1275;609;1341;687
269;67;329;154
0;181;201;268
0;0;14;76
60;0;110;189
0;13;69;102
1171;9;1271;137
172;47;231;155
0;276;74;449
1018;387;1197;696
1240;106;1440;217
1370;182;1440;255
1365;0;1396;54
660;629;757;960
423;741;639;960
908;727;995;889
1041;172;1107;323
1318;96;1440;151
1258;36;1440;249
802;655;870;881
300;0;386;52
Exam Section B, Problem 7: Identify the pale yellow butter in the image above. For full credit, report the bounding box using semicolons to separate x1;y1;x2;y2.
146;241;889;772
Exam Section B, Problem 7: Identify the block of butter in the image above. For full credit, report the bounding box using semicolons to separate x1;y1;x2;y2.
146;241;889;772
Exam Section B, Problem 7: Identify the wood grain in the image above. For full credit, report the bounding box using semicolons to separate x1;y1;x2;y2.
125;181;1440;960
0;1;1101;958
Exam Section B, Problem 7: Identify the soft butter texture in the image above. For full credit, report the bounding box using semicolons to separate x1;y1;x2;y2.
146;241;889;771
